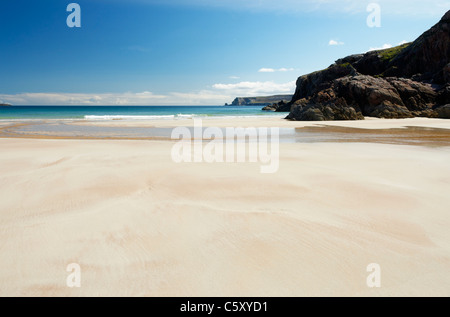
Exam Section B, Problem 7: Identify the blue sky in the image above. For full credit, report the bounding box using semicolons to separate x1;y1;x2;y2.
0;0;449;105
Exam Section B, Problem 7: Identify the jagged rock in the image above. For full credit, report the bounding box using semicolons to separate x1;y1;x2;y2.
333;76;420;118
282;10;450;121
289;73;440;120
262;100;291;112
335;54;364;66
444;63;450;83
291;63;357;102
436;105;450;118
286;89;364;121
387;11;450;84
335;75;404;110
437;84;450;105
368;101;414;119
412;109;438;118
262;105;277;111
286;102;363;121
386;78;437;110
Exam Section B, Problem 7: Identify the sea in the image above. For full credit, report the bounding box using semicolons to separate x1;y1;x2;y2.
0;105;285;120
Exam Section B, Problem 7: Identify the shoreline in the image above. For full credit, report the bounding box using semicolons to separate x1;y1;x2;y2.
0;117;449;147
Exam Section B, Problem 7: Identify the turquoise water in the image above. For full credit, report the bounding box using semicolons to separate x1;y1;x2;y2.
0;106;284;120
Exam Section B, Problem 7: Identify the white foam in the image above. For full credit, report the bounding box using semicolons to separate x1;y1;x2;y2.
175;114;197;119
84;115;176;120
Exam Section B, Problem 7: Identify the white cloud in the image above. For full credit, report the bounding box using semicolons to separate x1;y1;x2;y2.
278;68;295;72
258;67;294;73
329;40;344;46
0;92;167;106
212;80;296;96
368;43;393;51
0;80;296;105
229;76;240;79
258;68;275;73
368;40;410;52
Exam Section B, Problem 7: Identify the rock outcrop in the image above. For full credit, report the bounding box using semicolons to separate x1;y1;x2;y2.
277;10;450;121
263;100;297;112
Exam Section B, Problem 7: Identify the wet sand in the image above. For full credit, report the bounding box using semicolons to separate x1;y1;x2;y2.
1;117;450;147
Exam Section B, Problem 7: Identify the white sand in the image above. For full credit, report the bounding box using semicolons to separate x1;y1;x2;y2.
0;118;450;296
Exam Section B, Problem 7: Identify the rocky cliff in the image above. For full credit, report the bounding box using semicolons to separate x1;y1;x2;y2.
270;10;450;121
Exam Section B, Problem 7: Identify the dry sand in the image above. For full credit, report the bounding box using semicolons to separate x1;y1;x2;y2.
0;117;449;296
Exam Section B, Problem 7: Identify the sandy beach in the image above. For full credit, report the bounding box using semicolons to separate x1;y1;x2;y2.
0;117;450;296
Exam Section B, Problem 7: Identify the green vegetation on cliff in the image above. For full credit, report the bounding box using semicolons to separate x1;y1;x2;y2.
378;43;411;62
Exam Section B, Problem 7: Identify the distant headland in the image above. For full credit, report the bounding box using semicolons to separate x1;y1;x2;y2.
0;103;12;107
225;95;292;106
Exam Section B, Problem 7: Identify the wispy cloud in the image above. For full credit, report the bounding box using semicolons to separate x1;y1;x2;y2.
329;40;344;46
259;68;276;73
0;80;296;105
278;68;295;72
229;76;240;79
0;92;166;106
258;67;295;73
